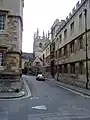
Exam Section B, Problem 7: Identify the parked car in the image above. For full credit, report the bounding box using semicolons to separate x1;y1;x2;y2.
36;74;45;81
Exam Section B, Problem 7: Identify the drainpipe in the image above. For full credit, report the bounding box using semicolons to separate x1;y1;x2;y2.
84;9;89;89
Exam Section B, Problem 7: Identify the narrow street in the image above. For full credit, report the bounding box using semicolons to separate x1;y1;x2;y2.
0;75;90;120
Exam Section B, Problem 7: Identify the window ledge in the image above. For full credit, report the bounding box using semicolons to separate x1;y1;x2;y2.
0;30;4;34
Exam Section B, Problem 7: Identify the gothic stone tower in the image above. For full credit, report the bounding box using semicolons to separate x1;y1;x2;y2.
33;28;50;57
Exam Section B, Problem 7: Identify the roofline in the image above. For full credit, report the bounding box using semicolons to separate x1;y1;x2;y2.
22;52;33;54
6;51;21;54
51;19;60;29
0;9;9;13
56;0;87;37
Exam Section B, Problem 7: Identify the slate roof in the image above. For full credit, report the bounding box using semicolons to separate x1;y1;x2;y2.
22;52;35;61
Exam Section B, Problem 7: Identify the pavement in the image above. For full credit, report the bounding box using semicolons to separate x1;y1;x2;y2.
0;75;90;120
0;78;26;99
46;77;90;97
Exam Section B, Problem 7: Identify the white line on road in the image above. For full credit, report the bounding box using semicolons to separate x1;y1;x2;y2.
23;78;31;97
30;97;39;100
73;106;90;113
48;81;90;99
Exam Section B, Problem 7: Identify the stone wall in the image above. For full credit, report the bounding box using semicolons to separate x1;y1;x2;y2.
4;53;20;72
7;16;18;51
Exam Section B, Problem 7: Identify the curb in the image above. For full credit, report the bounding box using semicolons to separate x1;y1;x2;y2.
46;78;90;97
0;80;26;99
0;76;32;99
0;91;25;99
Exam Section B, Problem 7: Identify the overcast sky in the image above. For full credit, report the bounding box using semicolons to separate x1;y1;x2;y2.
22;0;80;53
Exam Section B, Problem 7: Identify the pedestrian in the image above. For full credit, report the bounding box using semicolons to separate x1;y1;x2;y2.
57;72;59;81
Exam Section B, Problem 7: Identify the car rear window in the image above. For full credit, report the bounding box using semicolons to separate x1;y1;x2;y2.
38;74;43;77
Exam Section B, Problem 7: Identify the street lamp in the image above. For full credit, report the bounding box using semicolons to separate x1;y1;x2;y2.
84;9;89;89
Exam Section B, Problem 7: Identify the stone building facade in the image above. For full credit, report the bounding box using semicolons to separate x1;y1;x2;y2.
0;0;24;69
22;52;34;74
22;53;34;69
0;0;24;51
32;57;43;75
41;42;51;76
33;28;50;57
43;0;90;88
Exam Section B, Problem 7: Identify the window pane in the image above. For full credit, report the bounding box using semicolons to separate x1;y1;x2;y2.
79;36;83;49
79;61;83;74
70;63;75;74
79;13;82;29
0;53;4;66
59;49;62;57
0;16;4;22
0;15;4;30
59;65;62;73
89;0;90;8
64;45;67;56
59;34;62;43
70;41;74;53
64;29;67;40
70;21;74;35
64;64;68;73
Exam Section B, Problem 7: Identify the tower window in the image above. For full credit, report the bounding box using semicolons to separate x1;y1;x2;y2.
39;43;42;48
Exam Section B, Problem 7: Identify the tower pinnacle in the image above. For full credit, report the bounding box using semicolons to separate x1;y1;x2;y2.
43;30;45;38
34;33;36;39
46;33;47;39
37;28;39;37
48;30;50;39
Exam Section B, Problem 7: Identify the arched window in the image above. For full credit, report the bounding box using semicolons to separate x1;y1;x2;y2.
39;43;42;48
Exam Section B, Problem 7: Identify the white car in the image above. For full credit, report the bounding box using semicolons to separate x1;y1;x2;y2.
36;74;45;81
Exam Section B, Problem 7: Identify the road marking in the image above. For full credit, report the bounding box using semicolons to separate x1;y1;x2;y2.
28;113;90;119
48;81;90;99
73;106;90;113
30;97;39;100
23;78;31;97
32;105;47;110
